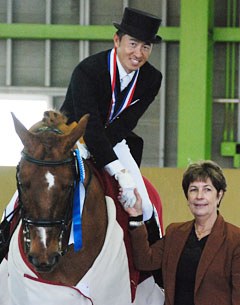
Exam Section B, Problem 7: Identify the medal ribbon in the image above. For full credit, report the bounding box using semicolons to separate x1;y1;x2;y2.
107;48;139;124
72;148;85;251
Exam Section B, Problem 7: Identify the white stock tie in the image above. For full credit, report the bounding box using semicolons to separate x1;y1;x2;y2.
120;74;130;91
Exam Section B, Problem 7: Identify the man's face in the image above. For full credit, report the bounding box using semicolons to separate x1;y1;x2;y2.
113;34;153;73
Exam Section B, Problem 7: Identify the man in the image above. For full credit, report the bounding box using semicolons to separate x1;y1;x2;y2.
60;7;162;237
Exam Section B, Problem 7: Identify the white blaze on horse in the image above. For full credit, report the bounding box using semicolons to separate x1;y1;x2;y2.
0;111;164;305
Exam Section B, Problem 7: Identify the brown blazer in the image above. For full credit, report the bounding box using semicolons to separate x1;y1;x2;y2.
130;214;240;305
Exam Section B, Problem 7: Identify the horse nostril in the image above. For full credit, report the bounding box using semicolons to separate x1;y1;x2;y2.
49;252;61;266
28;254;40;267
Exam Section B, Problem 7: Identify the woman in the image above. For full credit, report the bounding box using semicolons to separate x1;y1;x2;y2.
124;160;240;305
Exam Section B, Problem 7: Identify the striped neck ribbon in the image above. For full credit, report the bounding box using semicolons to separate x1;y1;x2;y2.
107;48;139;124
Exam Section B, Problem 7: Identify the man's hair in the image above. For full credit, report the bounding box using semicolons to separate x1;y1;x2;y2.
115;30;151;45
182;160;227;199
116;30;125;40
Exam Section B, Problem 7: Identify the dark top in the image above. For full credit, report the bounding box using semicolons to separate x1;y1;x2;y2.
60;49;162;168
174;226;209;305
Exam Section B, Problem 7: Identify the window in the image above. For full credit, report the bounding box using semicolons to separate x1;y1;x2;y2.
0;95;53;166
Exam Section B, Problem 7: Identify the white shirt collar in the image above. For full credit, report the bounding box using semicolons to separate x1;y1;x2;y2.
116;56;135;82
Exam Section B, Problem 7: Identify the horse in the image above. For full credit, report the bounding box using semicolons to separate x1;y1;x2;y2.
0;111;164;305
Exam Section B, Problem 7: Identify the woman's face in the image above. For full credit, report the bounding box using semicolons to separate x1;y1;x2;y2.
113;34;152;73
187;178;223;219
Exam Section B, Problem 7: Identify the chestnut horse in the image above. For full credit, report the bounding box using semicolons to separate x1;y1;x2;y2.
0;111;164;305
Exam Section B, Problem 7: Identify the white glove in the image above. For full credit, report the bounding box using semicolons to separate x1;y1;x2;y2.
115;170;136;208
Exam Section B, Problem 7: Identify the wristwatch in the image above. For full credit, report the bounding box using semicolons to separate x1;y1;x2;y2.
129;220;144;227
129;214;144;228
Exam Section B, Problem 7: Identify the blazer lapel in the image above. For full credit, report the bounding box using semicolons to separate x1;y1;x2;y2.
194;214;226;293
165;221;193;305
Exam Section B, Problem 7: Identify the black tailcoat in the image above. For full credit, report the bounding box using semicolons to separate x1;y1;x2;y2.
61;49;162;168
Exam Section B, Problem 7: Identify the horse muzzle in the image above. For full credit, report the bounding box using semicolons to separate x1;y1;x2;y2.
28;251;61;273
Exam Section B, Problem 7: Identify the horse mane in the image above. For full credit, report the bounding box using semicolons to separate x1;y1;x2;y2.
29;110;67;132
42;110;68;127
29;110;79;136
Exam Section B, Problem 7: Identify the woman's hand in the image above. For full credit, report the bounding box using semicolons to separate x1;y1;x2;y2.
118;187;143;217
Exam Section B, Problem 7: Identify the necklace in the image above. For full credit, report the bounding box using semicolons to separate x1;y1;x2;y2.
194;224;212;240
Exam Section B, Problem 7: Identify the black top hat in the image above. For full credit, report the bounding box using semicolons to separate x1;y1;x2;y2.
113;7;162;44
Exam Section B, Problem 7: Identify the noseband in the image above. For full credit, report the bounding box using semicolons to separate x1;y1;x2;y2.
17;149;85;256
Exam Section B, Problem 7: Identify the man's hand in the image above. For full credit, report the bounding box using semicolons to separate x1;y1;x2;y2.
115;169;136;208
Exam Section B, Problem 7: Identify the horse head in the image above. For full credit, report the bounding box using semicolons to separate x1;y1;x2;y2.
12;112;89;273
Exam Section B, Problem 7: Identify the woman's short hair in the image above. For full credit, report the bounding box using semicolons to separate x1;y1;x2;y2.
182;160;227;198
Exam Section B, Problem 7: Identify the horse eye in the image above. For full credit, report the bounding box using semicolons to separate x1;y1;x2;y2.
19;181;31;191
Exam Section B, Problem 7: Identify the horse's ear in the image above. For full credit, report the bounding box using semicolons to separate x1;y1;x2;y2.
11;112;37;150
63;114;90;151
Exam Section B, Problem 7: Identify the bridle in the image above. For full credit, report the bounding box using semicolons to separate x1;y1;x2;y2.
17;149;90;256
